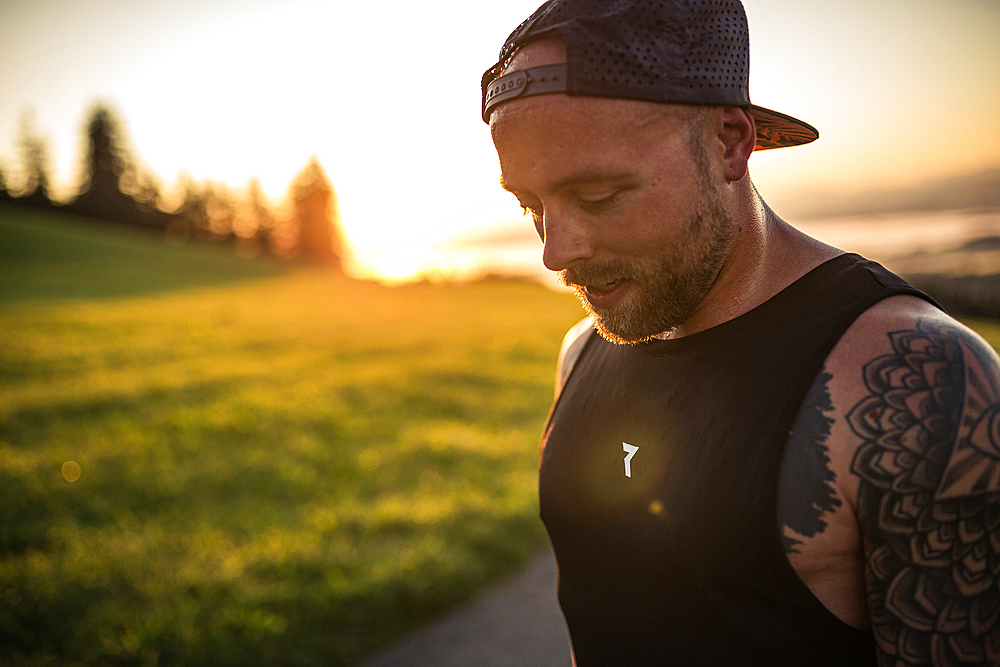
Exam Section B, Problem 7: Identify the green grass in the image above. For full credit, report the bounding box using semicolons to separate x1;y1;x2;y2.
0;204;586;666
0;203;284;300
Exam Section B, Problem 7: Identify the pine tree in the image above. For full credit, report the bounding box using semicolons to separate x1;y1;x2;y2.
289;157;343;266
72;104;145;225
16;111;52;206
174;177;209;241
246;178;277;255
81;105;127;196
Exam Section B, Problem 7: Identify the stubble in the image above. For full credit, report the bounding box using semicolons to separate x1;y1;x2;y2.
561;136;735;345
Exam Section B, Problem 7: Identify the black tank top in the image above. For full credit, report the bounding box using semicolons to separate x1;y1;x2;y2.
540;254;935;666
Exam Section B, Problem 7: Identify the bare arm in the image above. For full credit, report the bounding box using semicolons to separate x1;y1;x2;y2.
779;300;1000;664
848;317;1000;665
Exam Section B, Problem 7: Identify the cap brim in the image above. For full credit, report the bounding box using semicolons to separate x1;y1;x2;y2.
749;105;818;150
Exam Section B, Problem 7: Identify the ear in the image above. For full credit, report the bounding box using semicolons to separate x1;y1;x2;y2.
719;106;756;182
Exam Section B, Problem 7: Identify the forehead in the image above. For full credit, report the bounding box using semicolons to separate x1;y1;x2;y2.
491;89;692;156
493;93;671;144
491;94;695;195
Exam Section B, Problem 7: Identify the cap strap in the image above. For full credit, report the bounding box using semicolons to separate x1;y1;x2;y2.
482;64;568;122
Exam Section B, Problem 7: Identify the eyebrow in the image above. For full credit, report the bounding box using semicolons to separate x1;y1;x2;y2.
500;168;632;195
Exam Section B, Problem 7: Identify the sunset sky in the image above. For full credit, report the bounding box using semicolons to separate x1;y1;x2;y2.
1;0;997;280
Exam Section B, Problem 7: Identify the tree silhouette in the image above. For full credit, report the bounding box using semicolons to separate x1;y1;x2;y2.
204;183;236;241
1;103;351;272
0;166;10;203
131;169;164;217
16;111;52;207
170;176;208;242
235;178;278;257
82;105;127;192
71;104;156;227
290;157;342;266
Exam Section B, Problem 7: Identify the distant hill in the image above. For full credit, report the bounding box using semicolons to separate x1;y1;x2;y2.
779;167;1000;220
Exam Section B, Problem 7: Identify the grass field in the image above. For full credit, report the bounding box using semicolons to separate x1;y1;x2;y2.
0;204;585;666
2;204;999;667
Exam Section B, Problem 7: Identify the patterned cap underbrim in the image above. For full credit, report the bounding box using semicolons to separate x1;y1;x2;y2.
749;105;819;150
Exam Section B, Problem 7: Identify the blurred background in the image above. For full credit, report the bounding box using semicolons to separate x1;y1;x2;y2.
0;1;998;666
2;0;997;285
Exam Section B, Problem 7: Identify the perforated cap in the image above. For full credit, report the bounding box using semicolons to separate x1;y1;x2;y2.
481;0;817;150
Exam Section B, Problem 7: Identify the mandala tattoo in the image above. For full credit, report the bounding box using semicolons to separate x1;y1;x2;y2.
849;319;1000;665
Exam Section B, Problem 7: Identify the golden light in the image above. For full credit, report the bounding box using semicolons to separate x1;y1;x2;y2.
0;0;996;284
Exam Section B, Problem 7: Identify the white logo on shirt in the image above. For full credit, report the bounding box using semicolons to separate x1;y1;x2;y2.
623;442;639;478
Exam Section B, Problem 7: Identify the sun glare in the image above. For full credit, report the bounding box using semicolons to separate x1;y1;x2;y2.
0;0;997;285
351;248;434;285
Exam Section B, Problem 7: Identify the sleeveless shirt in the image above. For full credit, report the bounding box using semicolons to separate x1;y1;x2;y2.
539;254;936;666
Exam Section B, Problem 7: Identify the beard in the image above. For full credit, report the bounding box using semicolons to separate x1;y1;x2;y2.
559;166;735;345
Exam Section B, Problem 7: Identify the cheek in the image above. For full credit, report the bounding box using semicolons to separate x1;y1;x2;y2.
611;196;691;252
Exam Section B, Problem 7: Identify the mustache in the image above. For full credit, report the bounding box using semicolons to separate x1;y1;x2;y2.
560;259;640;288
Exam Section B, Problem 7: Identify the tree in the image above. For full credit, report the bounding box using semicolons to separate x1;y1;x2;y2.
0;166;10;202
204;183;236;241
81;105;128;194
16;111;52;207
289;157;343;266
232;178;278;258
130;169;165;217
170;176;208;242
72;103;147;226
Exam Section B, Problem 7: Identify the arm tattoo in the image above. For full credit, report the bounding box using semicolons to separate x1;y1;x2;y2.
781;368;842;554
849;319;1000;665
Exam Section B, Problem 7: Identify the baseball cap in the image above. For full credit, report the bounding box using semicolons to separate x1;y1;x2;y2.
481;0;818;150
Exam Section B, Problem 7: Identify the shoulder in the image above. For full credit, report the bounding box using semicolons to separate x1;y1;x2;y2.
823;293;1000;502
824;294;973;374
554;317;595;397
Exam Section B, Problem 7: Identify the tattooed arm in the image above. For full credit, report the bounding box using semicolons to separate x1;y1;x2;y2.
848;313;1000;665
780;297;1000;665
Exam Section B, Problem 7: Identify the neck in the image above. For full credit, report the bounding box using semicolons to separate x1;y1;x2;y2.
666;180;841;339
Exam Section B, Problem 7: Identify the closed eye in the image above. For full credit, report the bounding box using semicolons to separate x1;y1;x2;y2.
577;190;623;212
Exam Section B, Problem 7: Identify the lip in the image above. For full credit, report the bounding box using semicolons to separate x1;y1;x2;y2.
583;280;631;310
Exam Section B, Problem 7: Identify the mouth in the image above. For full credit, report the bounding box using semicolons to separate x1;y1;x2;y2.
561;262;636;310
583;279;620;294
579;278;631;309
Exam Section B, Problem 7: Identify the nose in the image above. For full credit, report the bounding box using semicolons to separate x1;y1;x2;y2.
540;211;594;272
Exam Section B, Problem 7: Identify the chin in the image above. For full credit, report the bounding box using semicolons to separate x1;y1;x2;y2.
592;316;672;345
578;292;669;345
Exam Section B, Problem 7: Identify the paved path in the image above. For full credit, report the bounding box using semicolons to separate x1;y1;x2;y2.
361;550;572;667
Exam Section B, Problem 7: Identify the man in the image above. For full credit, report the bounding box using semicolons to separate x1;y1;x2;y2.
480;1;1000;665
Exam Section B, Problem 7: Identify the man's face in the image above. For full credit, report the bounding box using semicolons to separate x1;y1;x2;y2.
490;60;736;344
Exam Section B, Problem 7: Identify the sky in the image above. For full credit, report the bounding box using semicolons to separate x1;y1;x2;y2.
1;0;998;281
